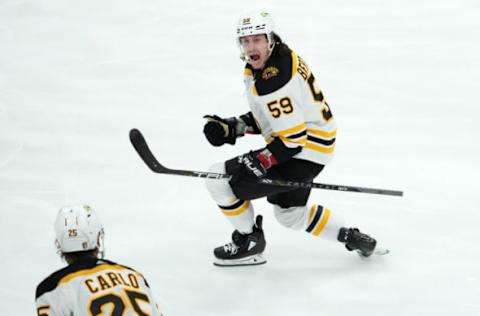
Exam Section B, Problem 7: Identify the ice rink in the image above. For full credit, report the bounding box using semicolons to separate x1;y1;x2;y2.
1;0;479;315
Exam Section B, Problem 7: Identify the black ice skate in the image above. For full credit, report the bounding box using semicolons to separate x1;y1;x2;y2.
213;215;266;267
337;227;386;258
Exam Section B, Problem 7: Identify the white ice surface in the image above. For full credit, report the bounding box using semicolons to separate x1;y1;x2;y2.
1;0;479;315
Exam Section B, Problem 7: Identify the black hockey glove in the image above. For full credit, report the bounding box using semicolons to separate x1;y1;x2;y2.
229;150;278;187
238;152;268;178
203;115;238;146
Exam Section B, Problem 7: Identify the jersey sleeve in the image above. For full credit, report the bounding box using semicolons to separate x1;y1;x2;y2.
239;111;261;134
137;273;164;316
36;287;71;316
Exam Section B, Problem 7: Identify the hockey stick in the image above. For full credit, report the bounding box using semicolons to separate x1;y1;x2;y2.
129;128;403;197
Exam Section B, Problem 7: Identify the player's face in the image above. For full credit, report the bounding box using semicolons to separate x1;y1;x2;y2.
240;34;269;70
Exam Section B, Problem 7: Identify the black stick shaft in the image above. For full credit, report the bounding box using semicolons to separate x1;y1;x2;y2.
129;128;403;197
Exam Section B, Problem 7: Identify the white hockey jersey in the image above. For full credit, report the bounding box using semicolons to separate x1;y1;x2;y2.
36;258;163;316
243;47;337;165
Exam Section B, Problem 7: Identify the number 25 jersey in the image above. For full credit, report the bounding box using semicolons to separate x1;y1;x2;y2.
36;258;163;316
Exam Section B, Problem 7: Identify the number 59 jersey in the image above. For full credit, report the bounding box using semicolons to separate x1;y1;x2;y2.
36;258;163;316
243;49;337;166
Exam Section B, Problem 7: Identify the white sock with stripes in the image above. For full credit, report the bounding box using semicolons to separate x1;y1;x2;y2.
218;199;254;234
205;162;255;234
305;205;345;242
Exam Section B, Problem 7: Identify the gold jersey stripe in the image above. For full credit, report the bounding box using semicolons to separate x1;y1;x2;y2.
273;123;307;137
222;201;250;216
252;85;259;96
305;142;336;154
37;306;50;316
244;68;253;77
291;51;298;77
59;264;126;285
307;129;337;138
279;135;307;146
312;208;331;236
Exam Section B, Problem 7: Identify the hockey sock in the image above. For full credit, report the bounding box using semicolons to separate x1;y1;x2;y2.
305;204;345;242
218;199;254;234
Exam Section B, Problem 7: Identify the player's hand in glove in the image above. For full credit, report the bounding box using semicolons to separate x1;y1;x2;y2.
203;115;238;146
229;149;278;186
239;152;268;178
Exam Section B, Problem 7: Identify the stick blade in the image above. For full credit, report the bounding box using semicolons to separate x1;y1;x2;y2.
129;128;164;172
129;128;141;143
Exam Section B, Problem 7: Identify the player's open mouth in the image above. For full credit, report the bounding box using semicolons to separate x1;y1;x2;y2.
250;54;260;61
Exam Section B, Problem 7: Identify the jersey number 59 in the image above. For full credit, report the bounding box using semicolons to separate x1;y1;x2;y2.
267;97;294;118
307;74;333;122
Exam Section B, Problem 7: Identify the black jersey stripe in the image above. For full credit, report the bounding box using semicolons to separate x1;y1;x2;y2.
307;135;336;146
36;258;139;299
36;258;99;299
286;130;307;140
306;206;324;233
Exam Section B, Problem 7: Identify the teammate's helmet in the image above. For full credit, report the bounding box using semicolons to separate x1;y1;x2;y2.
236;10;276;60
54;204;104;255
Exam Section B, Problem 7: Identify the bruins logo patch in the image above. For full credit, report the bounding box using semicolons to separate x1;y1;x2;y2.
262;66;279;80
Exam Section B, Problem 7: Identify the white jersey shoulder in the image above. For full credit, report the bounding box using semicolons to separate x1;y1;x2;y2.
36;259;163;316
243;49;337;165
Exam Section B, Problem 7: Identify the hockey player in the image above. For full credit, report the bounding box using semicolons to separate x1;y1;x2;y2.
35;205;163;315
204;11;379;266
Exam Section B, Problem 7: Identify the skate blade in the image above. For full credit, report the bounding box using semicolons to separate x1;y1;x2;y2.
213;253;267;267
357;247;390;259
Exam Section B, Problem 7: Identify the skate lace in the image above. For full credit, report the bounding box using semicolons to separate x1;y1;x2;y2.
223;242;239;255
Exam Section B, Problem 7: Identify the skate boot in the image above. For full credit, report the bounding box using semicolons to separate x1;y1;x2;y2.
337;227;377;258
213;215;266;267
